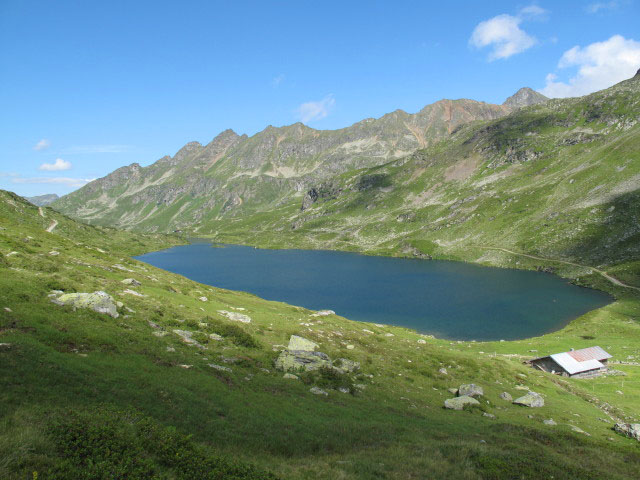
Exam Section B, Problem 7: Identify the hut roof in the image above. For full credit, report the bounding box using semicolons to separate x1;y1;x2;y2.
530;346;612;375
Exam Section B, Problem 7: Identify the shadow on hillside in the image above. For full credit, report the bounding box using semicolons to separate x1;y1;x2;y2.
562;189;640;272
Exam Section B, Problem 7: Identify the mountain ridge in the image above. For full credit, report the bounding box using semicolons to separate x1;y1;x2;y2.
53;88;545;230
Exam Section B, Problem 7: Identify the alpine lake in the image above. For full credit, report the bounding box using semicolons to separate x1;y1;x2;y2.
135;241;612;341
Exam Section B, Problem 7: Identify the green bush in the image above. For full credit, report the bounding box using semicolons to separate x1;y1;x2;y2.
46;406;278;480
204;317;260;349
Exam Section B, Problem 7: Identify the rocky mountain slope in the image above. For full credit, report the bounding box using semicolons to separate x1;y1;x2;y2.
53;90;544;231
2;190;640;479
192;72;640;290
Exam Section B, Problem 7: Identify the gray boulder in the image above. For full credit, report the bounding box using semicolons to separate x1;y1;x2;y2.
121;278;141;286
333;358;360;374
275;350;331;372
513;391;544;408
499;392;513;402
218;310;251;323
614;423;640;441
444;396;480;410
50;291;119;318
458;384;484;398
288;335;318;351
310;386;328;396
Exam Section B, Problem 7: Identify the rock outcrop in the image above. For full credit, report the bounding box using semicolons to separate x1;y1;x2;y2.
50;291;119;318
274;335;358;375
614;423;640;441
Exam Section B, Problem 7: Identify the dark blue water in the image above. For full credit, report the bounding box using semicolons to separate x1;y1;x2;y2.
135;242;612;341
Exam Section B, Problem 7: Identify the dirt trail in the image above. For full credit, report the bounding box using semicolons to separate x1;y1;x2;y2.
38;207;44;218
472;246;640;292
46;220;58;233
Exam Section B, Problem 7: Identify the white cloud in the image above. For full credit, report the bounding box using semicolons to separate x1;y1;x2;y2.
469;5;545;61
39;158;72;171
296;94;335;123
271;74;285;87
519;5;547;18
586;1;619;13
33;139;51;151
12;176;94;188
540;35;640;97
62;145;132;154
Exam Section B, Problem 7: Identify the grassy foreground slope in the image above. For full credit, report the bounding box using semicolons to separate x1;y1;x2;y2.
1;191;640;479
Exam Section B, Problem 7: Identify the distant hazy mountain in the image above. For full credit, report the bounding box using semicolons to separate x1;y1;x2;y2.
26;193;59;206
53;90;542;231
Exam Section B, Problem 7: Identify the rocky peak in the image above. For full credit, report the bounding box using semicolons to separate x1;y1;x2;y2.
635;67;640;78
173;141;203;162
503;87;549;109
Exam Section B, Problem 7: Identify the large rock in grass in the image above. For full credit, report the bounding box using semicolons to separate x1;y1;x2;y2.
458;384;484;398
444;396;480;410
274;350;331;372
288;335;318;351
513;391;544;408
50;291;119;318
614;423;640;442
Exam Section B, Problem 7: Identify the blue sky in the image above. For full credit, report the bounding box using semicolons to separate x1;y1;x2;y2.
1;0;639;197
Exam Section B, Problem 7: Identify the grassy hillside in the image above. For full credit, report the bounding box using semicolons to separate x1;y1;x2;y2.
2;189;640;480
204;74;640;293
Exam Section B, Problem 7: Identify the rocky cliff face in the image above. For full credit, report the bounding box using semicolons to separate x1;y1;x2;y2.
53;90;529;231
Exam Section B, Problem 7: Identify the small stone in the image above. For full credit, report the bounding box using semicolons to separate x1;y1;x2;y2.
3;307;11;312
571;425;590;436
439;368;448;375
385;333;394;337
49;251;59;256
179;364;192;369
283;373;299;380
121;278;141;286
417;339;427;344
208;363;232;373
310;386;328;396
311;310;335;317
166;346;175;352
500;392;513;402
448;388;458;395
199;296;208;302
218;310;251;323
123;289;144;297
209;333;223;341
483;413;496;419
543;419;557;426
346;344;355;350
338;387;350;394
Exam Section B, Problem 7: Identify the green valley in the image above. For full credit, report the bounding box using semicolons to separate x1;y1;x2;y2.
4;70;640;480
